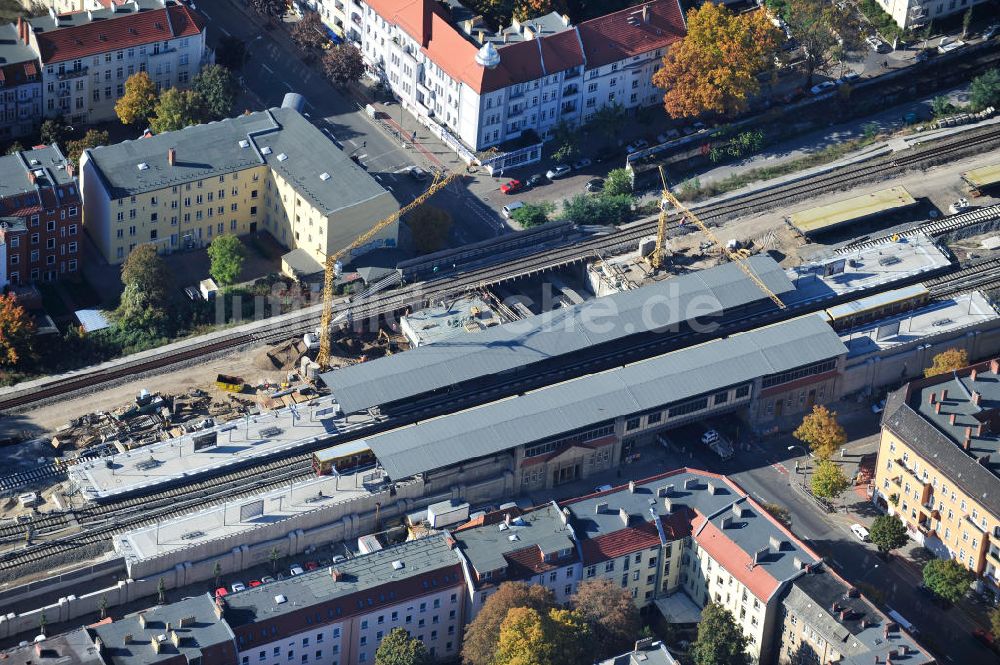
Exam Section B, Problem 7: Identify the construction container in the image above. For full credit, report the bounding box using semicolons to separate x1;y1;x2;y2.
215;374;245;393
427;499;470;528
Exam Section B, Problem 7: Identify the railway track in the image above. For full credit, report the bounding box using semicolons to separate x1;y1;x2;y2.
925;256;1000;296
3;124;1000;572
2;124;999;414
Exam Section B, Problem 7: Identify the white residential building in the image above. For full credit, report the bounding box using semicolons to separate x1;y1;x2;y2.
874;0;987;29
358;0;685;168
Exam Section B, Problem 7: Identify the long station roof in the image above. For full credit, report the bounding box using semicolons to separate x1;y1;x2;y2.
363;314;845;480
322;256;794;414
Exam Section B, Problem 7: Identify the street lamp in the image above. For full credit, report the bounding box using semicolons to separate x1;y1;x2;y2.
788;445;814;487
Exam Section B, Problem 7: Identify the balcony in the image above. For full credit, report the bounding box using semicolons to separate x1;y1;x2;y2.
562;85;579;97
988;547;1000;569
509;88;524;100
560;103;576;115
508;107;524;118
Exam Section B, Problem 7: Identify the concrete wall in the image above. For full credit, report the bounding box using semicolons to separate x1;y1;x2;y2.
841;324;1000;396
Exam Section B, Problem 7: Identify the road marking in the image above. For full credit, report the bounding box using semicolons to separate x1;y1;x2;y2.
386;185;394;192
284;82;294;92
373;174;382;181
262;63;275;74
394;167;412;173
217;25;231;37
356;154;368;160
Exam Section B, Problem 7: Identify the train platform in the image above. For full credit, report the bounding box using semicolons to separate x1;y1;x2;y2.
113;469;386;567
789;186;919;237
68;395;367;501
785;233;951;305
841;290;998;357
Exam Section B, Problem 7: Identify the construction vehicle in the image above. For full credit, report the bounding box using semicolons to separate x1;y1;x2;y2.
647;166;671;270
657;167;786;309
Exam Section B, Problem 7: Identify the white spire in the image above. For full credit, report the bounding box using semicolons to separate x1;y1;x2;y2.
475;41;500;69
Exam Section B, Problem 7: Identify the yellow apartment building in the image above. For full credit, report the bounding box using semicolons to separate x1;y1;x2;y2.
874;358;1000;591
79;104;399;275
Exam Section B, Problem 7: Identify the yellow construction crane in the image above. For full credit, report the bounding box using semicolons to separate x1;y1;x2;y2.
649;166;671;271
316;168;462;368
657;167;787;309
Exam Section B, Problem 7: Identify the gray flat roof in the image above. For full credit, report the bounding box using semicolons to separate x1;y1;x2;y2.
454;501;577;576
2;628;103;665
92;594;236;665
222;534;459;626
0;22;39;67
322;255;794;414
0;145;75;201
364;314;845;480
84;107;390;217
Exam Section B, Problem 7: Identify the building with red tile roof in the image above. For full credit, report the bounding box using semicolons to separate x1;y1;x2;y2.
9;0;208;125
357;0;685;161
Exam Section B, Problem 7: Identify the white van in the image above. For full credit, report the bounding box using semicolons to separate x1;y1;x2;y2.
502;201;525;219
850;523;870;542
887;608;918;634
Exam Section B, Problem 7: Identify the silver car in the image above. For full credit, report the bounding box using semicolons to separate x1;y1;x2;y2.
545;164;571;179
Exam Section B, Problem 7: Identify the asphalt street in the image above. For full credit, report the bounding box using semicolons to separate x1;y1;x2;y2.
198;0;503;250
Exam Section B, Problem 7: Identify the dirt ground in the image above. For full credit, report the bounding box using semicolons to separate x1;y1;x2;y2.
667;150;1000;269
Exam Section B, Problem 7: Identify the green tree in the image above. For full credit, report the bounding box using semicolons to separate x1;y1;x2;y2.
969;68;1000;113
690;602;749;665
66;129;109;165
962;7;974;39
811;459;851;499
571;579;640;659
40;117;69;146
39;611;47;637
511;202;555;228
322;44;366;87
793;405;846;459
0;293;35;367
150;88;205;133
922;558;972;604
587;103;627;143
991;606;1000;637
406;204;453;254
157;577;166;605
269;545;281;573
762;502;792;529
5;141;24;155
869;514;908;555
216;35;248;71
462;582;556;665
207;234;246;286
924;348;969;377
99;594;109;620
116;244;172;336
784;0;863;85
213;561;223;589
193;64;238;121
931;95;956;118
549;122;579;163
603;168;633;197
560;193;633;226
375;627;431;665
115;72;158;127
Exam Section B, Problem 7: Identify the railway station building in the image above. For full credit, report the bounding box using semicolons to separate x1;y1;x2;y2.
79;103;399;267
875;357;1000;593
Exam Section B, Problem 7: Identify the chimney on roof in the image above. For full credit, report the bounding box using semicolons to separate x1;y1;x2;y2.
992;359;1000;374
628;480;636;493
16;16;23;43
722;516;733;529
848;587;860;598
561;13;570;26
753;545;768;565
950;413;957;425
978;423;984;436
964;437;971;451
504;512;512;526
831;602;840;613
972;369;978;382
596;502;608;514
884;624;891;639
792;556;805;570
840;608;849;621
66;162;74;178
331;568;343;581
168;147;176;166
138;614;146;629
973;391;982;406
642;4;649;22
978;454;990;466
899;645;908;655
942;388;949;400
929;392;936;404
663;497;672;514
27;171;36;185
150;637;161;654
657;485;670;497
170;630;180;648
706;482;719;495
935;402;942;414
768;535;784;551
618;507;630;526
123;633;133;646
684;478;698;490
731;503;743;519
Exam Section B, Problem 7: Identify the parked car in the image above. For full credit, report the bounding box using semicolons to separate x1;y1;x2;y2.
502;201;525;219
594;484;613;493
850;523;870;542
572;158;592;170
866;35;890;53
332;555;347;564
625;139;649;154
527;173;546;187
500;179;524;194
837;72;860;85
973;628;999;652
214;587;228;598
261;576;276;584
230;582;246;593
938;38;965;54
305;561;319;571
585;177;604;192
701;430;720;445
984;24;1000;40
289;564;305;576
546;164;572;179
810;81;836;95
248;580;262;588
409;166;428;181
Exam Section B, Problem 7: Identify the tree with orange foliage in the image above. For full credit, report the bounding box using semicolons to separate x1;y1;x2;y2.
652;3;780;119
0;293;34;367
513;0;553;21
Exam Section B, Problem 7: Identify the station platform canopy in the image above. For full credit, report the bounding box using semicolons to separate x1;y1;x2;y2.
320;256;794;415
962;162;1000;190
790;186;918;236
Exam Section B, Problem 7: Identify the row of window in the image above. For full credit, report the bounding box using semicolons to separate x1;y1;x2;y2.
8;261;77;284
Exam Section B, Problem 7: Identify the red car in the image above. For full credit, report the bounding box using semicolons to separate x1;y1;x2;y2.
974;628;999;653
500;179;523;194
214;587;228;598
248;580;262;588
305;561;319;571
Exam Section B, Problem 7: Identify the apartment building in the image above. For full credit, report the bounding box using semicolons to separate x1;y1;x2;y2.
79;104;398;268
358;0;685;165
9;0;207;126
221;535;466;665
0;23;43;140
452;501;582;618
875;358;1000;592
0;143;81;286
873;0;987;30
18;0;105;20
